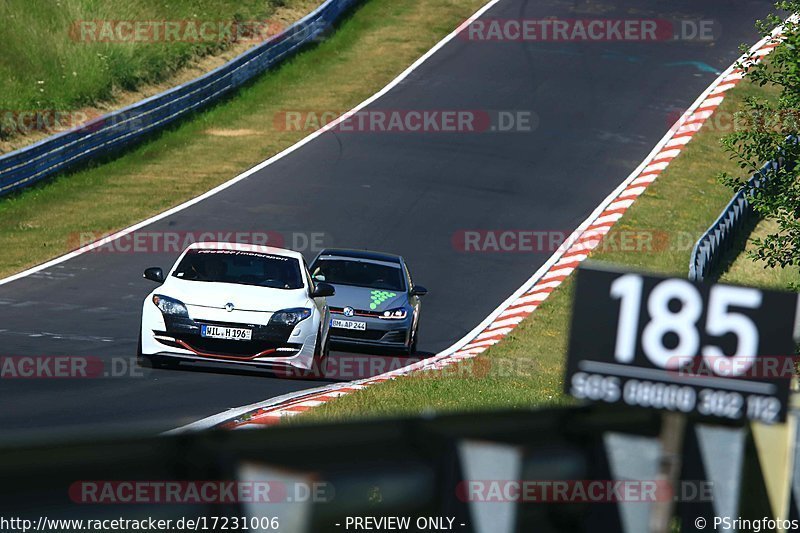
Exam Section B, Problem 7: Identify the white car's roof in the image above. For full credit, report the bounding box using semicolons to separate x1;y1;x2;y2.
184;241;305;261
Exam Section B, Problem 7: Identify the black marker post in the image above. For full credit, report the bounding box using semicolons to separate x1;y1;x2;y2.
564;262;797;532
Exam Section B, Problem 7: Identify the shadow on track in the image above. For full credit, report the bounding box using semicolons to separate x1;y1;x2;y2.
139;349;437;384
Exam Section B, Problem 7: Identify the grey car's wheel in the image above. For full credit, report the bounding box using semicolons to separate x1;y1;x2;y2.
407;328;418;355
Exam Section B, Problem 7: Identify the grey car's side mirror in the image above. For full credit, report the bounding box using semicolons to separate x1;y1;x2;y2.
143;267;165;283
312;282;335;298
410;285;428;297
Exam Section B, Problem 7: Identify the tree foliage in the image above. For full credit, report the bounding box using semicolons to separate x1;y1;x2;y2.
719;3;800;269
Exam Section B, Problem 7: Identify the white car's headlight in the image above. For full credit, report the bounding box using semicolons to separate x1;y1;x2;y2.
152;294;189;317
270;308;312;327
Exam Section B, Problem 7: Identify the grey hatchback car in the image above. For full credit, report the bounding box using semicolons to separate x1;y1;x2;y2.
309;249;427;355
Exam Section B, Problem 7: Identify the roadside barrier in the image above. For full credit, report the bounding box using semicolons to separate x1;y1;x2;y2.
0;0;361;197
688;160;777;282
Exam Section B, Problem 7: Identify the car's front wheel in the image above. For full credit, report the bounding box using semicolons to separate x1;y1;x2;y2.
137;353;179;370
314;331;331;378
136;324;178;370
407;328;418;356
298;328;330;379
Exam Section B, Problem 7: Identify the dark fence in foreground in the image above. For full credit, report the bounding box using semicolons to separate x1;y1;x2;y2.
688;161;777;282
0;405;785;533
0;0;361;197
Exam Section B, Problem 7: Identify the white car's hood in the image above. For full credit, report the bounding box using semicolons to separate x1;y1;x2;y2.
162;277;309;312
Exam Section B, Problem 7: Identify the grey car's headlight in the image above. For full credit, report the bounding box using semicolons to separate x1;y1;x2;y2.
270;308;312;327
380;308;408;320
152;294;189;317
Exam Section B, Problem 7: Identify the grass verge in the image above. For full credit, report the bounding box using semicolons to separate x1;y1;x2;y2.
0;0;319;152
1;0;291;111
720;218;798;289
300;77;786;423
0;0;488;277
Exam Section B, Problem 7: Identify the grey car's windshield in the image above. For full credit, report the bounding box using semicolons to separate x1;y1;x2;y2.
311;258;405;291
172;249;304;289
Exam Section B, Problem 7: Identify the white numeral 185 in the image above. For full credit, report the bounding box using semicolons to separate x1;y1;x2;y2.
610;275;762;376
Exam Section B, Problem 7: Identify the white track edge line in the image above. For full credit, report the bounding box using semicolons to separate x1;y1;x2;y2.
166;383;345;433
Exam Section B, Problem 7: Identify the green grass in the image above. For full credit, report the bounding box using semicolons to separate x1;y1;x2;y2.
720;218;799;289
301;77;788;423
0;0;295;134
0;0;489;276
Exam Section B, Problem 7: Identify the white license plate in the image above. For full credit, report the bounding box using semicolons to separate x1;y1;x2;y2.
331;319;367;331
201;325;253;341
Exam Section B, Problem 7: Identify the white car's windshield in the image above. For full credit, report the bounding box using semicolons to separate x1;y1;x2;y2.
172;249;304;289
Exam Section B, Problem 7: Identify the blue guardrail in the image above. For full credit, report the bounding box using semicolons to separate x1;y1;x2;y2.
688;161;777;282
0;0;361;197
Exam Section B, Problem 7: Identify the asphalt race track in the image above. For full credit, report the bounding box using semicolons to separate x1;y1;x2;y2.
0;0;775;437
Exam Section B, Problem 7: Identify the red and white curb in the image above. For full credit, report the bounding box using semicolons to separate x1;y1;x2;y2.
171;24;789;432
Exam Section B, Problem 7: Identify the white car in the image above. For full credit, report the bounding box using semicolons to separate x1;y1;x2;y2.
138;242;334;377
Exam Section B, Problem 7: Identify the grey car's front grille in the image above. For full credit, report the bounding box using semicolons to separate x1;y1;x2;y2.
381;330;406;343
332;329;386;341
330;307;384;318
332;328;407;343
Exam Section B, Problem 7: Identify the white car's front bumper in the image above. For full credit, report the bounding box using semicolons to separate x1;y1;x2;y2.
140;297;320;370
